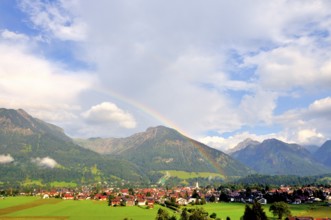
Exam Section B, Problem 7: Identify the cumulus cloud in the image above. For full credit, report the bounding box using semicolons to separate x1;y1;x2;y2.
82;102;137;129
0;154;14;164
31;157;59;168
244;45;331;91
273;97;331;145
0;43;94;124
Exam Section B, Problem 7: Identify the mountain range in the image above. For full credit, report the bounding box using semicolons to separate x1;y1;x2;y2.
230;138;330;176
0;108;146;185
76;126;252;177
0;108;330;186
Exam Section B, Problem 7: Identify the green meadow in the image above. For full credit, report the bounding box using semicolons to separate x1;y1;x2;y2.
0;197;330;220
161;170;224;179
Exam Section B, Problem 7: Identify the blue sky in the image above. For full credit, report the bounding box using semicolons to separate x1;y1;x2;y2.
1;0;331;151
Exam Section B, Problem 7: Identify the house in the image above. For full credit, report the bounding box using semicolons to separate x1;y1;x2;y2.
76;193;87;200
121;189;129;196
125;198;135;206
43;194;49;199
292;199;302;204
177;198;188;205
137;199;147;206
99;195;108;201
188;198;197;204
257;198;267;205
63;193;74;200
147;199;154;208
111;198;121;206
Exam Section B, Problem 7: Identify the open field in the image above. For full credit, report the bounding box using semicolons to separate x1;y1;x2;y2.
0;197;165;220
0;197;330;219
202;202;331;219
161;170;224;180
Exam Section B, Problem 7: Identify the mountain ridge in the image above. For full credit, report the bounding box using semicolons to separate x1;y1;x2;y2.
77;125;254;178
230;138;330;176
1;107;330;186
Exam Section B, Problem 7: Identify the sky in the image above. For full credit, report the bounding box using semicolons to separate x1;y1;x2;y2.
1;0;331;151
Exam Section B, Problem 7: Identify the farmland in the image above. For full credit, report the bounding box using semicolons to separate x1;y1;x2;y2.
0;197;330;220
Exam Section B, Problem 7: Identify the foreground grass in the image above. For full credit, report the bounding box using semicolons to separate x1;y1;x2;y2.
0;198;167;220
0;197;330;220
0;196;39;209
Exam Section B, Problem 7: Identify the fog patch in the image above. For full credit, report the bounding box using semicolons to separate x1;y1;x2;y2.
31;156;59;168
0;154;14;164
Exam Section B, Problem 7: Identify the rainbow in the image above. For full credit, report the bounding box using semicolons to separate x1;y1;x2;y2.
101;87;188;135
101;87;226;177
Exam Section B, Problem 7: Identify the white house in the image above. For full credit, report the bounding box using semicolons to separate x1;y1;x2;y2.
257;198;267;205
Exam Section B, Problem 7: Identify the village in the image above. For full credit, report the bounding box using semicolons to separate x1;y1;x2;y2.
26;182;331;209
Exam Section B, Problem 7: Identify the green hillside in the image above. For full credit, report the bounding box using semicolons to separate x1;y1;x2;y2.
0;108;146;186
78;126;254;178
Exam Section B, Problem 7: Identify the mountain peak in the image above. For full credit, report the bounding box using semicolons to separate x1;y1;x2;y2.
0;108;70;141
262;138;283;144
228;138;260;154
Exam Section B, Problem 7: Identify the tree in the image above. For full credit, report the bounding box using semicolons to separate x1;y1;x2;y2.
200;197;206;205
242;204;254;220
192;190;200;199
128;188;134;195
180;208;190;220
269;201;291;219
108;195;115;206
209;194;216;202
210;212;217;219
242;201;267;220
188;207;208;220
181;208;208;220
155;208;170;220
219;192;229;202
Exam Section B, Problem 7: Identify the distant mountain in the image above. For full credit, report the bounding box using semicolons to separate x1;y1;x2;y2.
77;126;254;178
302;144;320;153
314;140;331;167
230;138;330;176
0;108;145;185
227;138;260;154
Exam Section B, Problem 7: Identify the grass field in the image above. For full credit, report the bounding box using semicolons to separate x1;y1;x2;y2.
0;197;165;220
161;170;224;180
0;197;330;220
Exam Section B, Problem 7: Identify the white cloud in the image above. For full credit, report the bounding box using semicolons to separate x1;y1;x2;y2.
308;97;331;116
1;29;29;41
8;0;331;145
0;43;94;124
31;157;58;168
200;131;288;152
82;102;137;129
0;154;14;164
239;90;277;125
245;45;331;91
19;0;86;41
296;129;324;144
273;97;331;145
